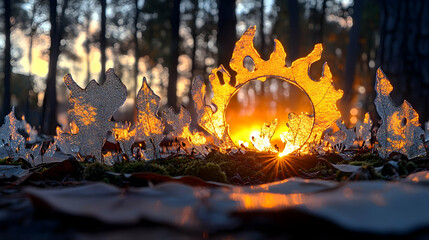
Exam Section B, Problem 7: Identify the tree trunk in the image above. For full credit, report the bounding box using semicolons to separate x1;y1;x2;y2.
190;0;198;77
133;0;141;122
41;0;69;134
217;0;237;74
99;0;107;83
377;0;429;125
217;0;237;108
167;0;181;111
2;0;11;120
259;0;266;59
342;0;363;123
84;9;91;85
318;0;327;44
287;0;300;62
134;0;140;101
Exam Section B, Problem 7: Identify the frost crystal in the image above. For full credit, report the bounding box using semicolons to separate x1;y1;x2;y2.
163;106;208;154
136;77;164;160
357;112;372;147
192;26;343;153
375;68;426;159
250;119;278;152
0;109;26;160
113;123;136;161
336;120;356;150
61;69;127;160
324;121;355;151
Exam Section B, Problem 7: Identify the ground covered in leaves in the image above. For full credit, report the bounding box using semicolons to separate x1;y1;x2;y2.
2;151;429;240
2;149;427;187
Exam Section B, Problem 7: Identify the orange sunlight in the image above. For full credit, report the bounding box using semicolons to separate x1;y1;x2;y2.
226;79;313;154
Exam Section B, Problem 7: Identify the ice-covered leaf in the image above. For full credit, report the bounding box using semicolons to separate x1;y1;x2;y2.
250;119;278;152
280;113;313;155
336;120;356;150
357;112;372;147
22;143;41;165
162;106;208;154
136;77;164;160
113;123;136;161
192;26;342;152
61;69;127;160
325;129;346;151
0;109;26;159
191;76;230;148
19;116;38;143
44;141;57;157
324;121;355;151
54;126;78;156
375;68;426;159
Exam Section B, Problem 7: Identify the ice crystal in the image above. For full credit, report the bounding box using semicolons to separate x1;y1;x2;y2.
375;68;425;159
61;69;127;160
136;77;164;160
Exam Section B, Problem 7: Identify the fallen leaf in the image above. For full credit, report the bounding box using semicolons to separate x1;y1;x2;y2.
0;165;28;179
60;69;127;160
136;78;164;160
374;68;426;159
357;112;372;147
0;109;26;160
250;119;278;152
162;106;208;154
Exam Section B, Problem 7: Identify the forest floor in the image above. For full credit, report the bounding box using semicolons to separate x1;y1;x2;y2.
2;150;429;239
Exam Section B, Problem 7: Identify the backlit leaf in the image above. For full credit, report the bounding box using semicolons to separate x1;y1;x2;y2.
375;68;426;159
60;69;127;160
136;77;164;160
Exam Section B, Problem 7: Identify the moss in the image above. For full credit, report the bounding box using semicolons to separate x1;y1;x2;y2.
0;157;22;165
121;161;168;175
83;162;111;181
204;151;262;183
0;158;9;165
351;152;384;167
160;156;193;176
183;161;227;183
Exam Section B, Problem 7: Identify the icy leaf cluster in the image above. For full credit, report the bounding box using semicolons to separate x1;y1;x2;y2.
0;26;427;164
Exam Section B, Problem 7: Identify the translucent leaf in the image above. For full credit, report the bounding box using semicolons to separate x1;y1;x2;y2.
136;77;164;160
280;113;313;155
113;122;136;161
22;143;42;165
357;112;372;147
61;69;127;160
44;141;56;157
250;119;278;152
325;128;346;151
162;106;208;155
324;121;355;151
0;109;26;159
54;126;77;156
336;120;356;150
19;116;38;143
375;68;426;159
191;76;230;148
193;26;343;152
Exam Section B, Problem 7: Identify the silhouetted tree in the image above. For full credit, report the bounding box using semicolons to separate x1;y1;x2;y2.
2;0;11;120
377;0;429;125
217;0;237;74
133;0;142;101
342;0;363;122
259;0;266;59
99;0;107;83
167;0;181;110
41;0;69;134
287;0;300;62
